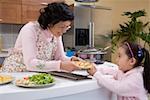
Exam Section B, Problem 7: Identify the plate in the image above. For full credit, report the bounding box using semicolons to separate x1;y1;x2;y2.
0;74;14;85
15;81;55;88
15;73;55;88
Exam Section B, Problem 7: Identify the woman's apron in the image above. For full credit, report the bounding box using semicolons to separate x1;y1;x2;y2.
0;22;57;72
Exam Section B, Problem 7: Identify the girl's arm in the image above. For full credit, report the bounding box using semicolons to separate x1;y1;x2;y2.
95;64;118;76
93;71;143;97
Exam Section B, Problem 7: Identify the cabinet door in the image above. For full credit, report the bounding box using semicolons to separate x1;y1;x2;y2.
22;0;48;5
0;0;65;24
0;0;21;4
0;2;21;24
21;5;43;24
0;3;2;22
21;0;65;24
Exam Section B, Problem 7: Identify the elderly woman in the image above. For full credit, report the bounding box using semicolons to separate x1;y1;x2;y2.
1;2;79;72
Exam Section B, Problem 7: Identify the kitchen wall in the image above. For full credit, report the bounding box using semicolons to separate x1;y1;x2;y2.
94;0;150;62
62;27;74;48
74;0;149;62
0;24;23;49
73;3;112;46
111;0;150;63
94;0;150;30
0;23;73;50
66;0;150;50
0;0;149;60
92;0;150;39
72;3;112;61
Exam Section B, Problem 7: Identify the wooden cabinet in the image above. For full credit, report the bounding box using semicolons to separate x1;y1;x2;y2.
0;1;22;24
21;5;43;24
0;0;65;24
21;0;64;24
0;0;21;4
21;0;49;24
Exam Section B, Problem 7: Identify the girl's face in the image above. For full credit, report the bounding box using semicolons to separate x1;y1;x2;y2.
49;21;71;37
116;47;135;72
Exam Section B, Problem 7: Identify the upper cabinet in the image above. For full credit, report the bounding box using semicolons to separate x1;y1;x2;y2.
21;0;64;24
0;0;65;24
21;0;48;24
0;0;22;24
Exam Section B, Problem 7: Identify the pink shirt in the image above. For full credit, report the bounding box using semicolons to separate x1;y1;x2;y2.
14;21;70;72
94;65;148;100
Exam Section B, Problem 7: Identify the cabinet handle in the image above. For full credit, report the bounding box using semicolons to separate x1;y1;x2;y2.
0;19;2;22
40;2;48;6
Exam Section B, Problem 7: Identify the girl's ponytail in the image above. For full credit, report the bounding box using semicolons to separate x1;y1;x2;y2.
142;48;150;93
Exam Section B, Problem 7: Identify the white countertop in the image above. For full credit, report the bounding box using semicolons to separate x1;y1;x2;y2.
0;71;103;100
0;62;118;100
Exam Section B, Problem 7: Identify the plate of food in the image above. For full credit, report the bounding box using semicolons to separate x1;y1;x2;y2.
15;73;55;88
0;74;14;85
73;60;93;70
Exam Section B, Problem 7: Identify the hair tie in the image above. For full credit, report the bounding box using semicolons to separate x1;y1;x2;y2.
138;47;143;57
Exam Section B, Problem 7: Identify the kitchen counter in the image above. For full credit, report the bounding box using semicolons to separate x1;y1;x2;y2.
0;71;113;100
0;52;8;58
0;48;10;57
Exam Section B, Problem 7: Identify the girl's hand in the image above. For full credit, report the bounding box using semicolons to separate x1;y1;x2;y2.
87;64;97;76
60;61;79;72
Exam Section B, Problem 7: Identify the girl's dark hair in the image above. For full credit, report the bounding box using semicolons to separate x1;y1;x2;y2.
121;41;150;93
38;2;74;30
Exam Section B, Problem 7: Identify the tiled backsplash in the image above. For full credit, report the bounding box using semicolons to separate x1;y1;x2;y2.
0;24;23;49
0;23;74;49
62;27;74;48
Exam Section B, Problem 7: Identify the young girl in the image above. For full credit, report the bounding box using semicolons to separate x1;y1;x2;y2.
88;42;150;100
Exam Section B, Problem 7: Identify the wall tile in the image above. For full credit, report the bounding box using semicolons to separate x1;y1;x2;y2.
0;24;21;49
1;24;12;34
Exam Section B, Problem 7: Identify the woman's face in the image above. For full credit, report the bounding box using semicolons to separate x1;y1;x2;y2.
116;47;134;72
49;21;71;37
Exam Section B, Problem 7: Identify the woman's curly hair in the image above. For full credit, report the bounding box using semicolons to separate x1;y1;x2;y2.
38;2;74;30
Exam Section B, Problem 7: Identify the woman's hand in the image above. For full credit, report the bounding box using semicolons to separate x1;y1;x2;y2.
71;56;83;61
60;61;79;72
87;64;97;76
